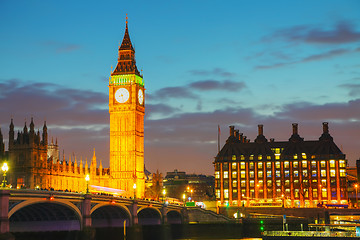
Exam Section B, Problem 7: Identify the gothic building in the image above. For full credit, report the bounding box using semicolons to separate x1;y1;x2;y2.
214;123;348;208
0;18;145;197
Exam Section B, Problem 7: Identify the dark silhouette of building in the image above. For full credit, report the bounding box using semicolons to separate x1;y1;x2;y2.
214;122;347;208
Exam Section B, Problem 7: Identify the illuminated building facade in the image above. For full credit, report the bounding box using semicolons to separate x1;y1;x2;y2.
214;123;348;208
109;17;145;197
0;18;145;197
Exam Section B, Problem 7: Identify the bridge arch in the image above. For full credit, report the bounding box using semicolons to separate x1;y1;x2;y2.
167;210;182;224
9;199;81;232
91;203;132;227
137;207;162;225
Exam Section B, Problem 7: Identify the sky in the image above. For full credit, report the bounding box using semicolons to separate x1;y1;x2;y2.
0;0;359;175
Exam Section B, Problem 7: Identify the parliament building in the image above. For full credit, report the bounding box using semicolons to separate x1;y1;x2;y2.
214;123;348;208
0;18;145;198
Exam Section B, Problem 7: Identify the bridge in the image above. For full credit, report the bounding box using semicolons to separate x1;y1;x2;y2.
0;189;187;234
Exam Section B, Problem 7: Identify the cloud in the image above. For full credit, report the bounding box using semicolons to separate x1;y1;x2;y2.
266;20;360;44
189;68;236;78
189;80;246;92
339;83;360;97
146;103;181;118
41;41;81;53
255;48;355;69
152;86;198;100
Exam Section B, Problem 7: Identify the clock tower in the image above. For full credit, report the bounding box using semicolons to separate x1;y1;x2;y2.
109;17;145;197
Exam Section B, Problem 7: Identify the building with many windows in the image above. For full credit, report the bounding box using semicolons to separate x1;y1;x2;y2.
214;123;347;208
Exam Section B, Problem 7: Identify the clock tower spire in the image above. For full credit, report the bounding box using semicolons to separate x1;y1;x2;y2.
109;16;145;197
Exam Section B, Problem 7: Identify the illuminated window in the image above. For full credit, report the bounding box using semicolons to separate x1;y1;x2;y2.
330;160;335;168
276;170;281;177
302;153;306;159
285;180;290;187
294;171;299;177
303;170;308;177
267;155;271;160
302;161;307;168
249;162;254;169
267;171;272;178
258;162;263;169
312;170;317;177
321;170;326;177
249;171;254;178
232;180;237;188
241;171;246;178
285;170;290;177
232;155;236;161
284;161;289;168
250;180;254;187
258;171;263;178
275;162;280;168
311;161;316;168
340;169;346;177
224;171;229;178
295;189;299;198
320;161;326;168
321;179;327;187
232;163;237;170
266;162;272;168
322;188;327;198
215;171;220;179
224;189;229;199
258;155;262;160
240;162;245;169
339;160;346;168
293;161;298;168
330;169;336;177
232;171;237;178
267;180;272;187
275;154;280;160
259;180;263;186
294;154;298;159
249;155;254;160
313;189;318;198
276;180;281;187
241;155;245;160
241;180;246;187
216;189;220;198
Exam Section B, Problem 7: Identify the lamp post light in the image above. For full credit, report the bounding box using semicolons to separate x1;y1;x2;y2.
133;183;137;199
2;162;9;188
162;189;166;203
85;174;90;194
355;184;358;208
182;193;186;206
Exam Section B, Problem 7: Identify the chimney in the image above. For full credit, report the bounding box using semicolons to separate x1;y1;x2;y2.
235;130;239;140
229;126;235;137
270;138;275;142
258;124;263;135
322;122;329;134
292;123;298;135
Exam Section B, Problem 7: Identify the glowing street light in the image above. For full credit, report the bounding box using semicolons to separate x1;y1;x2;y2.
182;193;186;206
355;184;358;208
2;162;9;188
85;174;90;194
162;189;166;203
133;183;137;199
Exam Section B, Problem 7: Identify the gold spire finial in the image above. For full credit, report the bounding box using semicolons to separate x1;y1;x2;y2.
126;14;128;24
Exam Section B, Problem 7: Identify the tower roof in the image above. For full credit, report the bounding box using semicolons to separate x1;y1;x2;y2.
111;15;141;77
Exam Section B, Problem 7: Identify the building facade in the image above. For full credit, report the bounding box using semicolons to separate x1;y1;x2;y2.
214;123;348;208
0;18;145;197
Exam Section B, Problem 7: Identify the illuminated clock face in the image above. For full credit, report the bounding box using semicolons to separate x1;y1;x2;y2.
138;89;144;105
115;88;130;103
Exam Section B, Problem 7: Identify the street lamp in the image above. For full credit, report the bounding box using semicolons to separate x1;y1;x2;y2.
182;193;186;206
162;189;166;203
2;162;9;188
355;184;358;208
133;183;137;199
85;174;90;194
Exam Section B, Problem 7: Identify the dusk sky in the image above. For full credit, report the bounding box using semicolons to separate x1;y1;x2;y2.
0;1;359;175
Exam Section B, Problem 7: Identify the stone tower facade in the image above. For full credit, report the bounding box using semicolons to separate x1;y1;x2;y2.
109;17;145;197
